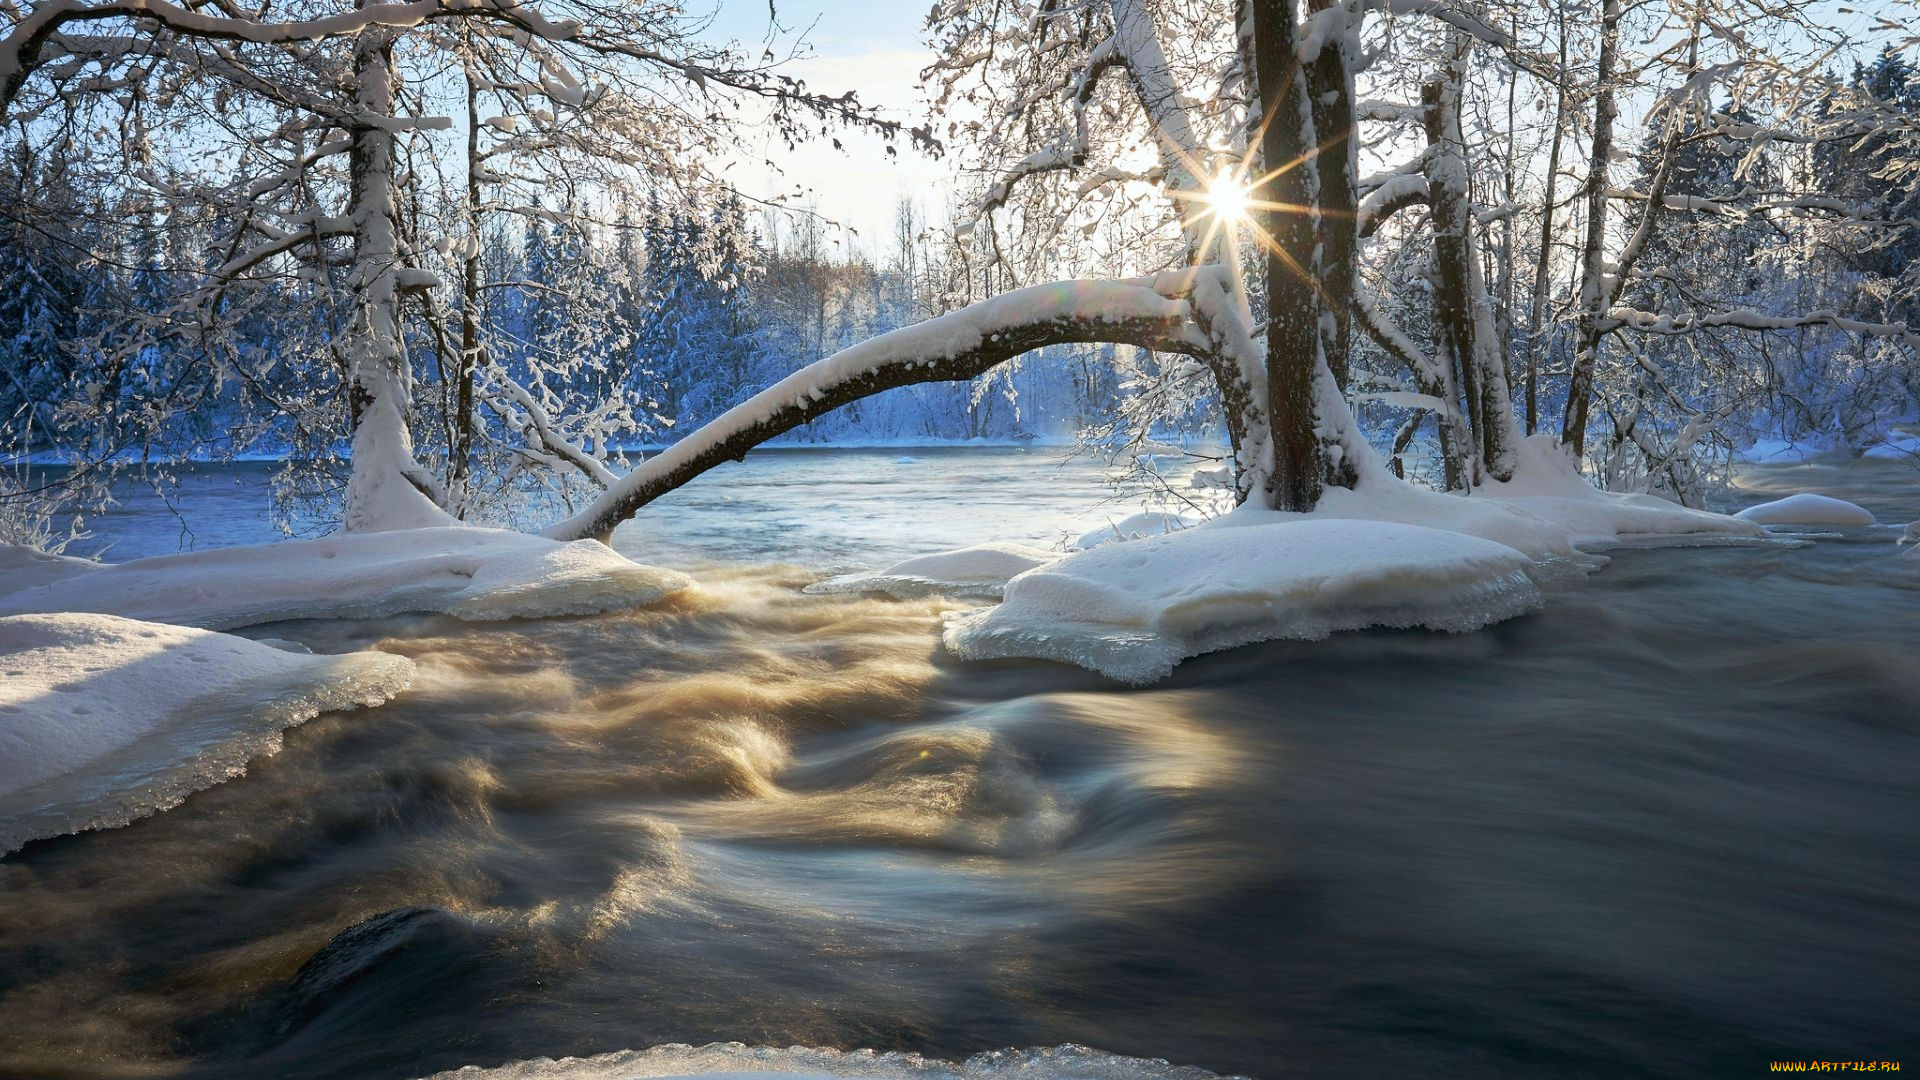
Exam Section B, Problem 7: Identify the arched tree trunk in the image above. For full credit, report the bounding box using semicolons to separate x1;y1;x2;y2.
543;276;1224;542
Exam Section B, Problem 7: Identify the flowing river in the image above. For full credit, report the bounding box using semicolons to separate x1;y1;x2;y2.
1;448;1916;1079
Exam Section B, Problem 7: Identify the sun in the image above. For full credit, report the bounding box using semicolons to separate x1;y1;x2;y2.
1201;172;1254;225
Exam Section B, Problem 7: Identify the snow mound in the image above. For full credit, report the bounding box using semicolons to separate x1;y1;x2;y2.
1861;431;1920;461
943;520;1541;684
0;544;99;591
1479;436;1764;547
1733;493;1876;526
806;542;1060;600
1305;481;1582;563
1071;511;1200;550
419;1042;1240;1080
0;613;413;854
1190;465;1235;490
0;527;692;631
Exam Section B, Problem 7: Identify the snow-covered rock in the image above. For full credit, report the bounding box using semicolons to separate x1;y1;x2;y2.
944;519;1541;684
806;542;1059;600
0;526;691;630
1071;511;1200;550
0;613;413;854
1861;431;1920;462
1733;493;1876;526
419;1042;1233;1080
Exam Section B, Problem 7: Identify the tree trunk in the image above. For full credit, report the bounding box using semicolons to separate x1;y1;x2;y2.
1525;11;1570;436
1423;41;1521;482
340;12;448;531
1250;0;1356;511
1559;0;1620;458
1305;0;1355;394
449;48;483;516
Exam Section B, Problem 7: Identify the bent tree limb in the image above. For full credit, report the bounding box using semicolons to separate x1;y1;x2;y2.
542;277;1211;542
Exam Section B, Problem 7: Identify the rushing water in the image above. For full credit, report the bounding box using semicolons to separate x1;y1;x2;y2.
2;449;1917;1079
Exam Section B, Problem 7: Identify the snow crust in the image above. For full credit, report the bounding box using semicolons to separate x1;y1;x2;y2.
1476;436;1766;547
419;1042;1238;1080
927;437;1762;683
944;519;1542;684
1071;511;1199;550
0;544;99;591
1861;431;1920;461
1733;493;1877;526
0;527;692;630
0;613;414;854
806;542;1059;600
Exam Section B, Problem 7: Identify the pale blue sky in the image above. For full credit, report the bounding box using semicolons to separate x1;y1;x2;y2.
701;0;929;56
696;1;954;253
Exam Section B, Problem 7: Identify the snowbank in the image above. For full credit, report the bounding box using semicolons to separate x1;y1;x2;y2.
0;527;691;631
944;519;1541;684
0;544;99;591
1477;436;1765;548
1861;431;1920;462
0;613;413;854
923;438;1767;683
1733;493;1876;526
806;542;1059;600
1734;437;1830;464
1071;511;1199;550
419;1042;1234;1080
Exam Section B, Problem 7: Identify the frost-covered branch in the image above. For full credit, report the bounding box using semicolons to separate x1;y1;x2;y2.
486;369;618;489
1603;308;1920;349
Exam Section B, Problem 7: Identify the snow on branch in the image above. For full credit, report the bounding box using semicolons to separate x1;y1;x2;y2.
1105;0;1203;183
980;147;1082;215
1603;307;1920;349
0;0;595;118
487;370;618;490
1364;0;1510;48
1357;172;1429;237
543;276;1215;541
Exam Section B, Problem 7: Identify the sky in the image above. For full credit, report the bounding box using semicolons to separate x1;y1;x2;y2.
697;1;956;257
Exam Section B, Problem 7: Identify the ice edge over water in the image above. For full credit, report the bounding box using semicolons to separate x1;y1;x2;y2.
421;1041;1244;1080
0;527;693;631
945;563;1543;684
942;520;1547;685
0;616;415;855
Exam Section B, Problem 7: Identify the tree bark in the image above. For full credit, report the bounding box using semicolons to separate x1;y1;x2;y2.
1559;0;1620;458
1423;42;1521;482
340;9;448;531
1305;0;1356;394
1525;11;1570;436
449;47;483;516
1251;0;1341;511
